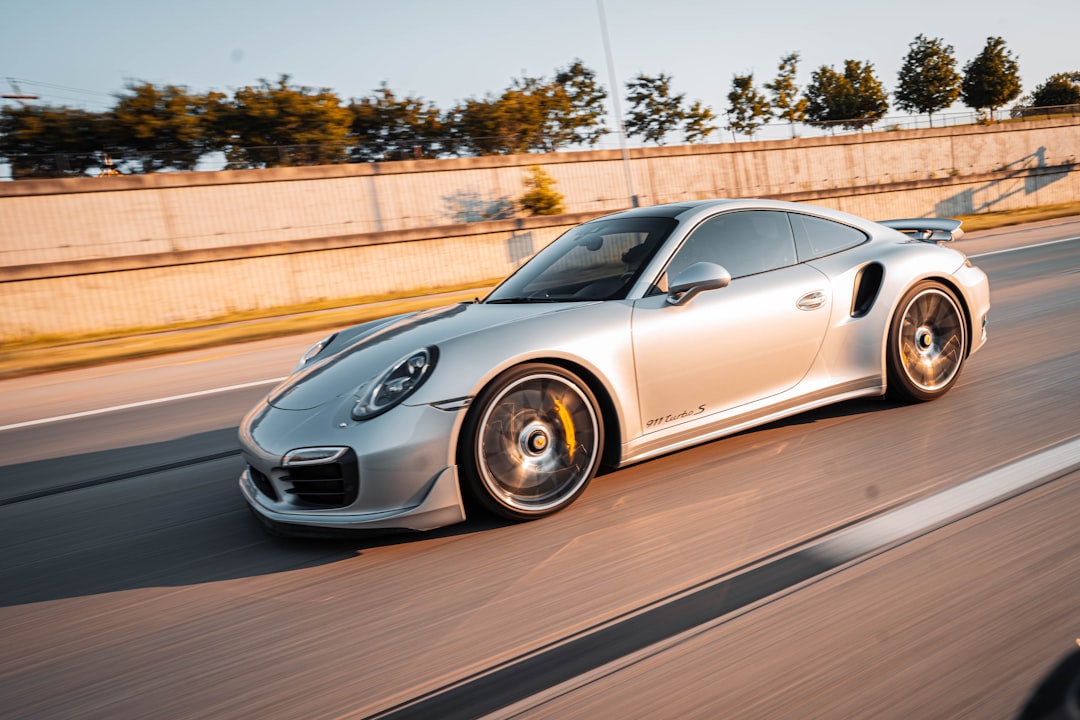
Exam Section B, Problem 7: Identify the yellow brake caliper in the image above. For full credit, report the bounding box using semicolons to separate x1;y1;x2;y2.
553;399;575;460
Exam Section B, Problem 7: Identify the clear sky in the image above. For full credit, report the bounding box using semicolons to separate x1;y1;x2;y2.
1;0;1076;132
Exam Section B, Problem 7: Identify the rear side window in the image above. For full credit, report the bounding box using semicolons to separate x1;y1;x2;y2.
789;213;867;261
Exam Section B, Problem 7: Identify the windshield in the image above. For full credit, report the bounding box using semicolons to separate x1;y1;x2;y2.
486;216;679;303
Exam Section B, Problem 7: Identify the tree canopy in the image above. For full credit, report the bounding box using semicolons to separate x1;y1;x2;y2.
348;84;443;162
213;75;353;168
804;60;889;130
0;105;108;178
1030;72;1080;108
961;36;1022;118
445;60;608;156
764;52;808;136
682;101;717;143
624;73;684;144
624;73;715;144
110;82;223;172
0;38;1060;179
726;73;771;138
895;35;961;125
445;83;547;156
551;60;609;147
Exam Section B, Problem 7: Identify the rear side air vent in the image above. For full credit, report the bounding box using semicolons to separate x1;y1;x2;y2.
851;262;884;317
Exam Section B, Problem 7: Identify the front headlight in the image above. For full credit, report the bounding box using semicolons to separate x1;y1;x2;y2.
351;347;438;420
292;333;337;373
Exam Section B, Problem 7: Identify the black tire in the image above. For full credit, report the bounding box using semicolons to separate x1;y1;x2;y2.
460;363;603;521
886;281;967;402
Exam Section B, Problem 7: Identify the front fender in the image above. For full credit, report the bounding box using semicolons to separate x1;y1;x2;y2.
407;301;641;451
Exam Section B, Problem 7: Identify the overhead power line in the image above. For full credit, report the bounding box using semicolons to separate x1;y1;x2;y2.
7;77;114;98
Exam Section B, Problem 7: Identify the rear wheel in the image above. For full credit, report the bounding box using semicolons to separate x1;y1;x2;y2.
886;281;967;402
460;364;603;521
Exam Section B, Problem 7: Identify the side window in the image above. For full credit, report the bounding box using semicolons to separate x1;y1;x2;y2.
666;210;797;281
788;213;868;260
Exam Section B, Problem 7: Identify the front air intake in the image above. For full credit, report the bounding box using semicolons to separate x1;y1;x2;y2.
280;447;360;508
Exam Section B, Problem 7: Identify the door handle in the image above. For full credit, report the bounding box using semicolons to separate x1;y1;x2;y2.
797;290;827;310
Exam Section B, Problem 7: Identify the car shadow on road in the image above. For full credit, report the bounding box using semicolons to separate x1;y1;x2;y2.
0;396;912;608
604;395;904;475
0;427;516;608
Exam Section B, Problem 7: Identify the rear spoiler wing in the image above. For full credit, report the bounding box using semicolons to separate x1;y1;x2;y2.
879;218;964;243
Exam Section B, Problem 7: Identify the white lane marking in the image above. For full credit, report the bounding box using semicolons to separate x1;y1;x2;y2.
0;377;286;433
970;235;1080;258
5;236;1077;433
814;435;1080;561
491;436;1080;719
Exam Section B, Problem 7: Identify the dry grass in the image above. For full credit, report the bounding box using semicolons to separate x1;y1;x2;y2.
0;288;489;379
955;201;1080;231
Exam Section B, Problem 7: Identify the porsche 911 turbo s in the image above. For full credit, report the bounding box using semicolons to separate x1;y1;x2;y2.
238;198;990;534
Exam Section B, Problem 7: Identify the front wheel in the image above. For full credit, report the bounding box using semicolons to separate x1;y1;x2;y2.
886;281;968;402
460;364;603;521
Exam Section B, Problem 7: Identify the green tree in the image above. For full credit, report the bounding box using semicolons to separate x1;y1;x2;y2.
445;90;534;156
764;52;808;137
624;73;715;144
348;83;443;162
504;74;567;152
1030;72;1080;108
517;164;565;215
624;73;685;144
446;60;607;156
961;37;1022;119
212;74;353;168
0;105;109;178
895;35;961;126
551;59;608;147
804;60;889;131
682;100;717;143
726;73;772;138
109;81;222;172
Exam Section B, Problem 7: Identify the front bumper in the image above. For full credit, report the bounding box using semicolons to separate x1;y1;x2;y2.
238;398;467;531
240;464;465;531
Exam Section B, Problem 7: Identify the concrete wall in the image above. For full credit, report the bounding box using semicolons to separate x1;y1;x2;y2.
3;117;1078;266
0;215;587;340
1;118;1078;341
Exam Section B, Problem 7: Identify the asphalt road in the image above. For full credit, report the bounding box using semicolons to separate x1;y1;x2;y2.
0;218;1078;719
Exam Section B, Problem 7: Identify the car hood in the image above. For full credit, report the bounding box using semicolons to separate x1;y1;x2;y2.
267;301;594;410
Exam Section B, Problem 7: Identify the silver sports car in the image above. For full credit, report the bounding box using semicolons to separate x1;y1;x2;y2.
238;199;990;533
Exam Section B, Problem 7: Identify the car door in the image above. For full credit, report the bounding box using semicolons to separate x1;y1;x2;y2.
631;210;831;432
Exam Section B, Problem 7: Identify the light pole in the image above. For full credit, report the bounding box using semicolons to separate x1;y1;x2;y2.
596;0;638;208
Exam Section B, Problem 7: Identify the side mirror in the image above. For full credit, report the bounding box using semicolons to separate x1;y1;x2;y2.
667;262;731;306
577;231;604;251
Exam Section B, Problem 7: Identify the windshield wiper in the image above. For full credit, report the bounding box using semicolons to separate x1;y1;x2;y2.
486;297;564;304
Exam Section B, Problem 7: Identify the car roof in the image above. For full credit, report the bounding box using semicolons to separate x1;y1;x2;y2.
601;199;735;220
600;198;884;233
